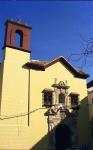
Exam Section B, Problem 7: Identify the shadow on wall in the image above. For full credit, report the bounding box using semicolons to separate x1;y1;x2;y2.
30;96;90;150
30;124;71;150
30;115;72;150
31;134;49;150
77;96;91;145
30;112;72;150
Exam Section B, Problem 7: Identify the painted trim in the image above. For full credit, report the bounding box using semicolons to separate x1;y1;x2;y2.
2;45;31;53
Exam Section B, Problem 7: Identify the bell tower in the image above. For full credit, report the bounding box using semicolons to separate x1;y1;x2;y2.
4;19;32;52
0;20;32;121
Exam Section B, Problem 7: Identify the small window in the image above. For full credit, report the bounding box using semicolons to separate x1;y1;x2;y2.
42;89;53;107
59;93;65;104
71;95;78;106
69;93;79;108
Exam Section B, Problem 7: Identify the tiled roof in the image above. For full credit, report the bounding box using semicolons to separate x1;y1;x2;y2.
30;60;49;66
42;88;54;92
69;92;80;96
23;56;89;79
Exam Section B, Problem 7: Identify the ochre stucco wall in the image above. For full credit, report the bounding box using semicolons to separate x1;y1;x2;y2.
0;47;90;150
29;60;90;145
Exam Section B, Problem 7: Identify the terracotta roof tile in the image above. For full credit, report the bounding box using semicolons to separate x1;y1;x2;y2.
30;60;49;66
42;88;54;92
23;56;89;79
69;92;80;96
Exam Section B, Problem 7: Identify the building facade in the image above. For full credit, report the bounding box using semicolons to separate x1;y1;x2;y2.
87;80;93;145
0;20;90;150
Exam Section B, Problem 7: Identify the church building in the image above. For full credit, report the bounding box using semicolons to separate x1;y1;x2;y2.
0;20;90;150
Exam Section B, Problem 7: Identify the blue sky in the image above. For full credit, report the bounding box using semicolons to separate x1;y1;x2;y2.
0;1;93;82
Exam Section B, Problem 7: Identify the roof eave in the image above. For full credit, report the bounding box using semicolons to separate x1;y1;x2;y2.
74;74;89;79
23;62;45;71
23;56;89;79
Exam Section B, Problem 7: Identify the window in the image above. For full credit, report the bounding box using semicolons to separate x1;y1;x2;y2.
44;92;52;106
69;93;79;108
42;89;53;107
59;93;65;104
71;95;78;106
15;30;23;47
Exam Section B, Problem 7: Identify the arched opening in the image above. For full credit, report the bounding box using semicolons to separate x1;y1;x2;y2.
15;30;23;47
55;124;71;150
59;93;65;104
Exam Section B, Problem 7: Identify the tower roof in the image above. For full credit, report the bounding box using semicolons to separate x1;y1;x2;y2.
5;19;32;29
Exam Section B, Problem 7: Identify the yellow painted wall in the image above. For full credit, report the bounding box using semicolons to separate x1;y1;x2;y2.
29;61;90;145
0;47;90;150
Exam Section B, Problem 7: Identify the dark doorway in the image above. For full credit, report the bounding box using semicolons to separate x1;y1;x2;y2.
55;123;71;150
